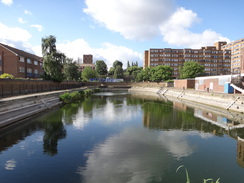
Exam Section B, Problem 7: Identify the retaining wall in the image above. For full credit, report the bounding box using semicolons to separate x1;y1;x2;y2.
129;87;244;113
0;87;88;128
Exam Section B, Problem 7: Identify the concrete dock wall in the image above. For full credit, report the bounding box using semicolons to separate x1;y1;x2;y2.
0;87;88;128
129;87;244;113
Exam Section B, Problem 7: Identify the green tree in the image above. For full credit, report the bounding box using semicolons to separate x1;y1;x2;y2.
114;65;124;79
108;67;115;76
63;59;80;81
179;61;205;79
136;67;151;82
150;65;173;82
81;67;98;81
125;66;142;81
95;60;108;75
113;60;123;69
127;61;130;68
42;35;57;56
42;35;65;82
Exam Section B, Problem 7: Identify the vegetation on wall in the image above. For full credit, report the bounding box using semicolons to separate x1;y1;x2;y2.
0;73;14;79
59;88;100;104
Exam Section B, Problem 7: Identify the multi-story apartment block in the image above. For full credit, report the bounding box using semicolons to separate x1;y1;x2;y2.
144;41;231;78
0;43;43;78
221;38;244;74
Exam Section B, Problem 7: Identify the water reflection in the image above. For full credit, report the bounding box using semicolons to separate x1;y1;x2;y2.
1;92;244;182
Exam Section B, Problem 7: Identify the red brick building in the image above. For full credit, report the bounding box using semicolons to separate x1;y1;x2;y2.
0;43;43;78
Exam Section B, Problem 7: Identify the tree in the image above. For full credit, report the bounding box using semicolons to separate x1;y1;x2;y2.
113;60;123;69
150;65;173;82
108;67;115;76
136;67;151;82
81;67;98;81
63;59;80;81
42;35;57;56
127;61;130;68
114;65;124;79
179;61;205;79
42;35;65;82
95;60;108;75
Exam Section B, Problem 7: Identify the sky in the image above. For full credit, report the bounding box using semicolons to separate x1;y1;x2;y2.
0;0;243;69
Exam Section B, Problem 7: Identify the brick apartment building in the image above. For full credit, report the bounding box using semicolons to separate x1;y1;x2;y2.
221;38;244;74
144;41;231;78
0;43;43;78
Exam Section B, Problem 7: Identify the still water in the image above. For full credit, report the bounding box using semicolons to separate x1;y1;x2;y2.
1;92;244;183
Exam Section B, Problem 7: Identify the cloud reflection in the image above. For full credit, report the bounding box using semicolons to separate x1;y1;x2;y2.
5;159;17;170
79;127;201;183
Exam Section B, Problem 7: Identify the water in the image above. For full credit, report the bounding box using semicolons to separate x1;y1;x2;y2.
1;92;244;183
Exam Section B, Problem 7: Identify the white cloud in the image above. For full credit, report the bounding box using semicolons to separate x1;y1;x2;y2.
57;39;142;68
0;23;31;43
1;0;13;6
84;0;175;40
160;7;230;48
30;24;43;32
18;17;27;24
24;9;32;15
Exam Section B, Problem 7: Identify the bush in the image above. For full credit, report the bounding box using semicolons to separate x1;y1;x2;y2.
0;73;14;79
59;93;72;103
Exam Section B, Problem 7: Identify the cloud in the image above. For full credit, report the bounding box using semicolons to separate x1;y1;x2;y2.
0;23;31;43
18;17;27;24
160;7;230;48
24;9;32;15
30;24;43;32
57;39;142;68
1;0;13;6
84;0;175;40
84;0;230;48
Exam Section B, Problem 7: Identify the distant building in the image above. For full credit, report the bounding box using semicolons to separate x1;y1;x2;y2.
0;43;43;78
144;41;231;78
221;38;244;74
79;54;95;71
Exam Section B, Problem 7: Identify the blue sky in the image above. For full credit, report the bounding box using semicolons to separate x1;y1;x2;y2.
0;0;243;68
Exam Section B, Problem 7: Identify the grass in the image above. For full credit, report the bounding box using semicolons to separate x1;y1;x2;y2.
176;165;220;183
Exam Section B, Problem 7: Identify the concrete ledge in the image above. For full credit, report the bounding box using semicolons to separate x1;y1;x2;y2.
129;86;244;113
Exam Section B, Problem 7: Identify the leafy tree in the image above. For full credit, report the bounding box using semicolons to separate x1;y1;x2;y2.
136;67;151;82
42;35;57;56
81;67;98;81
108;67;115;76
63;59;80;81
42;52;65;82
125;66;142;81
42;35;65;82
114;65;124;79
95;60;108;75
179;61;205;79
127;61;130;68
113;60;123;69
150;65;173;82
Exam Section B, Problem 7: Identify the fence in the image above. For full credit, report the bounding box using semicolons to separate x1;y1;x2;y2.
0;79;83;98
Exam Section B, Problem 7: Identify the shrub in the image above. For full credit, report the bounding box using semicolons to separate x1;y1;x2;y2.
0;73;14;79
59;93;72;103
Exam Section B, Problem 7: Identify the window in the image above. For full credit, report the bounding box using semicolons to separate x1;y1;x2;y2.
19;56;24;62
34;61;38;65
40;62;43;66
19;67;25;73
0;55;2;65
34;69;38;74
27;58;32;64
27;68;32;73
